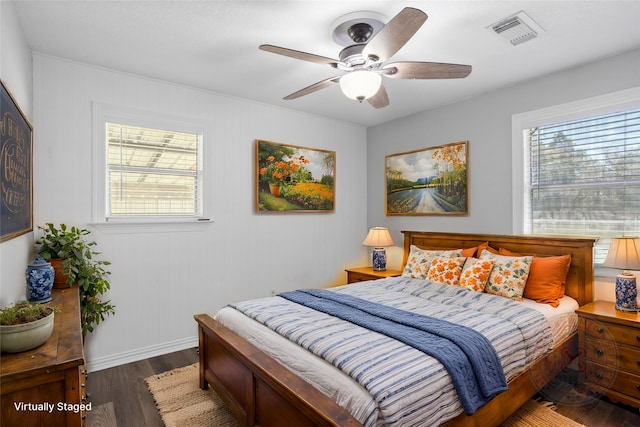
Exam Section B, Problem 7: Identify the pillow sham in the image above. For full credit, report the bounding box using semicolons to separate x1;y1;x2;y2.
461;246;479;257
477;243;499;257
402;246;463;280
427;257;467;286
459;257;496;292
499;248;571;307
480;251;533;301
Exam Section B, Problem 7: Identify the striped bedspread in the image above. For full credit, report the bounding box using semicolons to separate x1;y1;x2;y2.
230;277;553;426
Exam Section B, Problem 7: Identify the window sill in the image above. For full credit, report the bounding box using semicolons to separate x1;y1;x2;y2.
595;265;640;279
89;219;214;234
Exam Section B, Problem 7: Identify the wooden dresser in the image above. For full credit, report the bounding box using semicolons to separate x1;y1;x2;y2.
576;300;640;409
1;288;88;426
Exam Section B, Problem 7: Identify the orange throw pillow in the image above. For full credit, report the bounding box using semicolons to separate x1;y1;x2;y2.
499;248;571;307
476;242;498;257
461;246;478;257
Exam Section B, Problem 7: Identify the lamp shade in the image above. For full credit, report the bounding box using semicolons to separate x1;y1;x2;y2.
362;227;394;248
339;70;382;102
603;237;640;270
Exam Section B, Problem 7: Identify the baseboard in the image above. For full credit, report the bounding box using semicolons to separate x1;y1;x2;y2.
87;336;198;372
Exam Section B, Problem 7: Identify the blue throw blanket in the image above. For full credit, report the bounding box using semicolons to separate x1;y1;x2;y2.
279;289;508;415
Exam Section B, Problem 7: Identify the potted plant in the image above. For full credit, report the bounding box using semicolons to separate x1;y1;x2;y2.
38;223;88;288
38;223;115;338
0;302;59;353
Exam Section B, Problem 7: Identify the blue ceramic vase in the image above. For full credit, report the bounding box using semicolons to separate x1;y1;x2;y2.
372;248;387;271
26;255;54;303
615;274;638;312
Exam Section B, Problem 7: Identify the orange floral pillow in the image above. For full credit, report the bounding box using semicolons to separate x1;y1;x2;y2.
427;257;466;286
402;245;463;280
459;258;496;292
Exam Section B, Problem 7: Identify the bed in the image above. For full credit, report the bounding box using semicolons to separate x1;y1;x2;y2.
194;231;595;426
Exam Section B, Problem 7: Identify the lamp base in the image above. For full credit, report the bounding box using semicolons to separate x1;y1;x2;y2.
615;273;638;312
372;248;387;271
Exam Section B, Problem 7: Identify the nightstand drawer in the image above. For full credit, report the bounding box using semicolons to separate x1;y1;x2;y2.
584;362;617;391
585;318;640;348
606;367;640;400
584;338;640;372
618;345;640;373
348;271;377;283
584;338;618;366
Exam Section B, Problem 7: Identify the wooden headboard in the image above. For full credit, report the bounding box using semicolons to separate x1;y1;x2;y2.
401;231;597;307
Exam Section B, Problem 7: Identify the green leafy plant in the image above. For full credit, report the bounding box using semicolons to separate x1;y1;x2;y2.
38;223;115;337
0;302;59;326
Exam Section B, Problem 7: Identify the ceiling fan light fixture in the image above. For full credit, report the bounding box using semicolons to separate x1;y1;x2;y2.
339;70;381;102
331;11;387;47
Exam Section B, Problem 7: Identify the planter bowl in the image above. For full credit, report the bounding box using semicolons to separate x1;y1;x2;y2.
0;311;55;353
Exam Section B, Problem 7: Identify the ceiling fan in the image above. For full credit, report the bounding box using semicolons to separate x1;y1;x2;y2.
259;7;472;109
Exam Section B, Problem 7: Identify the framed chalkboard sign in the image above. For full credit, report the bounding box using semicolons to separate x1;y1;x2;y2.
1;80;33;242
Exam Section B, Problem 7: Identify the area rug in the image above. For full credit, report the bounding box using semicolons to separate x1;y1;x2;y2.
145;363;240;427
499;399;585;427
146;363;585;427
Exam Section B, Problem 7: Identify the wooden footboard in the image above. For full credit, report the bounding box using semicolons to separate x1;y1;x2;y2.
194;313;362;427
195;231;595;426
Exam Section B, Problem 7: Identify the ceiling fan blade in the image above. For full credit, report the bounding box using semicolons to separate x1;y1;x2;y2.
283;76;341;100
367;84;389;109
383;62;472;79
362;7;427;62
260;44;339;67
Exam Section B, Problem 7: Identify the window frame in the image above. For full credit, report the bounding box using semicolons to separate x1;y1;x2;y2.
512;87;640;268
92;103;212;231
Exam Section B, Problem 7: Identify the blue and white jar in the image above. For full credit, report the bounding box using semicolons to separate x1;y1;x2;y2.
372;248;387;271
615;273;638;312
26;255;54;303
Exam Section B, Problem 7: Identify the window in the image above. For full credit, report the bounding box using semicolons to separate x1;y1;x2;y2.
107;123;202;217
93;104;206;224
513;89;640;263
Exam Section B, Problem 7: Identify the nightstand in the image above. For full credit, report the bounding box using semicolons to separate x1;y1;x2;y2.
345;267;402;284
576;300;640;409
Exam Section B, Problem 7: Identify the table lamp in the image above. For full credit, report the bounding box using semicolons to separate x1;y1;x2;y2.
362;227;394;271
602;236;640;312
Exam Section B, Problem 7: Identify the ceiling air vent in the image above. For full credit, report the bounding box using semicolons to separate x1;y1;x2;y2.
489;11;545;46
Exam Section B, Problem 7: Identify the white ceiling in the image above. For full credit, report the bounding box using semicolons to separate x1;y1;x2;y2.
13;0;640;127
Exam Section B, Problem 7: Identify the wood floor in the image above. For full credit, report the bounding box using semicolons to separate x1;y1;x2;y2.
86;347;199;427
85;348;640;427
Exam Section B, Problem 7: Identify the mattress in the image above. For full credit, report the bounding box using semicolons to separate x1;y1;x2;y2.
214;277;578;426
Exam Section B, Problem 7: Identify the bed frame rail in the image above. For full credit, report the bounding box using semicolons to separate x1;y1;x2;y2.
194;313;362;427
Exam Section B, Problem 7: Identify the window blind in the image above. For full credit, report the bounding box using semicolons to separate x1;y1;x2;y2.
106;123;202;217
525;109;640;263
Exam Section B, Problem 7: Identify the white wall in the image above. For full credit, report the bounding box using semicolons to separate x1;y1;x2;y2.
0;1;35;307
32;54;369;371
367;48;640;271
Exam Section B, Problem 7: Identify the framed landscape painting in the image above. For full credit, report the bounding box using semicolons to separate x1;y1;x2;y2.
255;140;335;212
385;141;468;216
1;80;33;242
